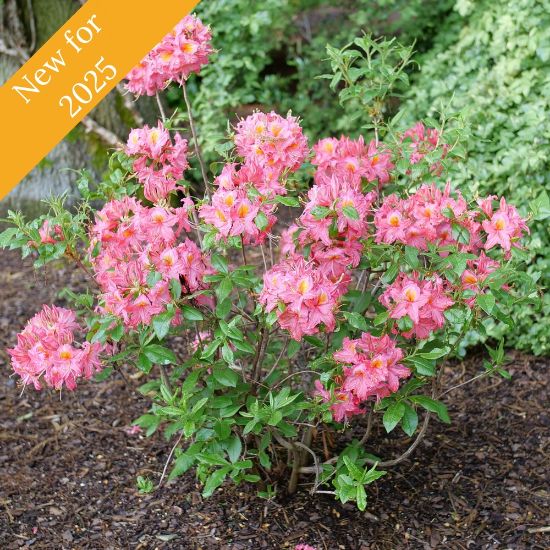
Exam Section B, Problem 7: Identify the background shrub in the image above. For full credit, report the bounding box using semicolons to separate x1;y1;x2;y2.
403;0;550;354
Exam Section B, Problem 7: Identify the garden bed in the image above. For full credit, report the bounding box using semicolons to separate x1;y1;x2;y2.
0;249;548;549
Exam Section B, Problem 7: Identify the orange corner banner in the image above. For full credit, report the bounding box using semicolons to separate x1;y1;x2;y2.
0;0;200;200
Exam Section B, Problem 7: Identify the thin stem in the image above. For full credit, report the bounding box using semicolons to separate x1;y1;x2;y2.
157;431;184;488
240;235;248;265
358;409;374;446
155;92;167;122
262;337;289;383
438;368;497;398
159;365;173;394
259;244;268;273
365;412;431;468
181;80;211;198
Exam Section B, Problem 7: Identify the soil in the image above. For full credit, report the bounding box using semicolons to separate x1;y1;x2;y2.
0;249;548;550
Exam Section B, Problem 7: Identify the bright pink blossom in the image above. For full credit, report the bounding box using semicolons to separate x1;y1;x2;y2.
8;305;107;391
234;111;308;174
125;15;213;96
312;135;393;187
402;122;448;174
89;197;211;329
125;122;189;203
316;333;410;422
380;272;454;339
481;197;529;253
259;255;342;341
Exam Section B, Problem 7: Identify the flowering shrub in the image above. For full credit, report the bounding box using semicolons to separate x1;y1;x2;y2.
0;18;539;511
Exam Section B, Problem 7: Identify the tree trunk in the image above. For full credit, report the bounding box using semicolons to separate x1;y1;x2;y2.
0;0;153;216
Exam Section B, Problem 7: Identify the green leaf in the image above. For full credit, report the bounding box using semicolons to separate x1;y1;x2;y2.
136;352;153;373
343;311;369;332
404;246;420;269
254;211;269;231
211;253;229;274
221;343;234;364
202;466;231;498
216;277;233;302
410;395;450;423
215;298;232;319
418;346;450;360
213;366;239;387
383;402;405;433
476;293;495;315
201;339;222;360
143;344;177;365
152;309;175;340
181;304;204;321
275;195;300;207
401;403;418;436
169;279;182;300
232;339;255;354
225;435;242;463
342;205;360;220
405;356;436;376
311;205;332;219
373;310;389;326
356;485;367;511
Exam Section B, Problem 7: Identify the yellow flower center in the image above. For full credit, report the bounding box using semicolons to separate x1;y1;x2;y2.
317;292;328;305
494;217;506;230
181;42;196;54
389;214;400;227
297;278;311;295
405;287;417;302
149;130;160;145
237;203;250;218
59;350;72;360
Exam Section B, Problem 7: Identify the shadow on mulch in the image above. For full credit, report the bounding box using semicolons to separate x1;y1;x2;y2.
0;249;548;550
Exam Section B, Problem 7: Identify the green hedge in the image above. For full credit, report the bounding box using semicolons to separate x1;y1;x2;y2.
187;0;453;156
404;0;550;354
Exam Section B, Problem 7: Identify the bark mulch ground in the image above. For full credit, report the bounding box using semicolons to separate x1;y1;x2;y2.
0;249;548;549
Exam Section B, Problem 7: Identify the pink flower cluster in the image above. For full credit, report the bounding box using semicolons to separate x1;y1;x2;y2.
461;252;501;307
125;15;213;96
89;197;212;329
375;183;470;250
125;122;189;203
402;122;448;173
380;273;454;339
38;220;64;245
315;333;410;422
479;196;530;253
199;163;277;244
259;255;342;341
375;184;529;256
8;305;106;391
200;111;308;244
234;111;309;174
312;136;393;186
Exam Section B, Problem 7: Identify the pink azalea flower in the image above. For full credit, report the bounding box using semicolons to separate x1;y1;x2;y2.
259;255;341;341
125;14;213;96
8;305;109;391
380;273;454;339
235;111;308;174
482;197;529;253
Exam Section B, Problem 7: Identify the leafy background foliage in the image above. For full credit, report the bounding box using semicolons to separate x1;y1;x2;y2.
179;0;548;355
403;0;550;354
